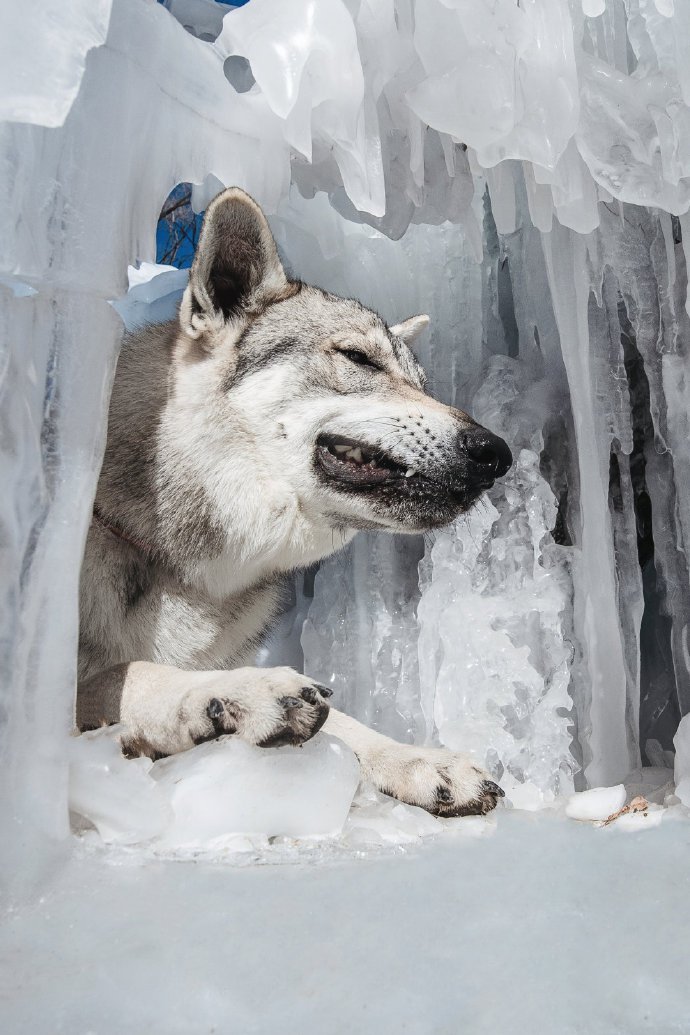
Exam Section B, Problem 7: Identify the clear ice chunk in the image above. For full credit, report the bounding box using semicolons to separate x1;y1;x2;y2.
68;728;172;844
152;733;360;845
69;729;360;848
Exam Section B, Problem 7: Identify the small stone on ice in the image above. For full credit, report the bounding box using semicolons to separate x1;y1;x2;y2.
565;784;626;822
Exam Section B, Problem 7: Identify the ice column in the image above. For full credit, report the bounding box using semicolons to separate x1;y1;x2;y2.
417;358;576;797
541;226;636;784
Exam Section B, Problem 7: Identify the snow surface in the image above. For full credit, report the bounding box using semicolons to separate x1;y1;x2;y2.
3;811;690;1034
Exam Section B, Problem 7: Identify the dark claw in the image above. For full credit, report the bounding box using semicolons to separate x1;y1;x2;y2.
196;696;230;743
437;785;454;804
315;683;333;698
300;686;319;705
483;780;505;798
207;697;224;721
279;695;303;710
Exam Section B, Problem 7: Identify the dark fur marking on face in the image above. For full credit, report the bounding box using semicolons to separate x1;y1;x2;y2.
389;336;426;389
231;335;303;384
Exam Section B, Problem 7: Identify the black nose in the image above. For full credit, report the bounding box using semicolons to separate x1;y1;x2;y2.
460;427;512;479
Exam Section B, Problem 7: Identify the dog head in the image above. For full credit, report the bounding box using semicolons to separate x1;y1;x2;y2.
176;188;511;541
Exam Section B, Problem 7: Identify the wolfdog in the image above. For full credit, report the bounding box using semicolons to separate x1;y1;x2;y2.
77;188;512;817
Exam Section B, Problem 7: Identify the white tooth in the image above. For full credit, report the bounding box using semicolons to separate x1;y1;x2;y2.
334;444;349;454
349;447;363;463
405;469;415;478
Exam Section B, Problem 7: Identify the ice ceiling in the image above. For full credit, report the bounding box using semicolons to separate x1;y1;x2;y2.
2;0;690;875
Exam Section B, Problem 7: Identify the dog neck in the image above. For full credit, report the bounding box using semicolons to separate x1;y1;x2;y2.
92;506;157;557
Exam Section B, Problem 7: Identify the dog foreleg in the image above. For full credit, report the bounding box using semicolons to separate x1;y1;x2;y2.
324;708;504;817
77;662;333;760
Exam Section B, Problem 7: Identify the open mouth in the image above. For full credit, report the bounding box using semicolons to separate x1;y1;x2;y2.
315;432;498;500
315;434;416;488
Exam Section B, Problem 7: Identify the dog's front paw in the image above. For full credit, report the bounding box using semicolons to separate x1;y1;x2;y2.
189;668;333;750
366;745;504;817
119;665;332;759
244;668;333;748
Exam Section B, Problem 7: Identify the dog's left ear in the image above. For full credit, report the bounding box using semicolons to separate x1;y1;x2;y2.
180;187;288;339
389;314;430;344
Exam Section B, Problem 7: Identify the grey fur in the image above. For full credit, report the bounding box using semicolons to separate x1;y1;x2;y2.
78;187;510;819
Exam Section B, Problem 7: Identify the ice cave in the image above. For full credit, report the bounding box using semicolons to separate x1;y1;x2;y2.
2;0;690;1031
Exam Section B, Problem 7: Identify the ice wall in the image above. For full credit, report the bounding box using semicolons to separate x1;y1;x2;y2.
3;0;690;884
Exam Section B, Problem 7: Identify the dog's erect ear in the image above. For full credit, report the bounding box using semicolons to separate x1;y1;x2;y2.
180;187;287;338
390;314;430;344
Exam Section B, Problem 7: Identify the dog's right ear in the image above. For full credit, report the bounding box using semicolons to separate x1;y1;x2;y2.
180;187;288;339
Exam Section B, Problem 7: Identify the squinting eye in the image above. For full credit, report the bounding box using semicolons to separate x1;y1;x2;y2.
341;349;380;371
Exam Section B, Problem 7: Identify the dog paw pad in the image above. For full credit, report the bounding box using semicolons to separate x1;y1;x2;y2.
206;697;225;721
278;695;303;711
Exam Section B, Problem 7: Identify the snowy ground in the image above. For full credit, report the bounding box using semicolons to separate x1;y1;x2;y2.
2;809;690;1035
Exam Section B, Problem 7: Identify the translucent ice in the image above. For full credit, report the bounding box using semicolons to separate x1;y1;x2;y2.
342;784;445;847
152;733;360;845
0;0;112;127
417;357;576;797
68;729;360;848
68;728;172;844
68;726;488;854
